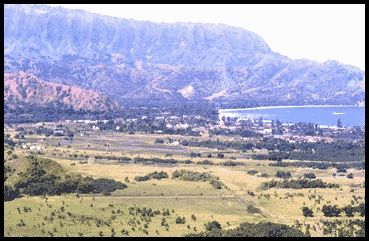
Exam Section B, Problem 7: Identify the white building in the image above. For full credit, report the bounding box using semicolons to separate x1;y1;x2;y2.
92;125;100;131
176;123;189;129
170;141;180;146
262;129;273;134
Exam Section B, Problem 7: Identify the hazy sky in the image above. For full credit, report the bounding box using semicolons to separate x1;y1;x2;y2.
48;4;365;70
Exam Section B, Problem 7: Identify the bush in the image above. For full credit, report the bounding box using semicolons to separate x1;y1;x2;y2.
23;181;60;196
134;175;150;182
187;221;307;237
342;206;355;217
172;169;224;189
197;160;214;165
4;165;15;182
347;173;354;179
260;173;269;178
134;171;169;182
247;170;258;175
181;140;190;146
246;205;261;214
336;167;347;173
205;221;222;231
217;153;225;159
261;178;339;190
90;178;127;193
322;205;341;217
4;185;20;201
276;171;291;179
303;173;316;179
222;161;244;166
302;206;314;217
183;160;192;164
190;152;201;158
175;216;186;224
172;169;212;182
209;179;222;189
357;203;365;217
154;139;165;144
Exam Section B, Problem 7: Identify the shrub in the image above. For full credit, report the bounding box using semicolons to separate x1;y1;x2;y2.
149;171;169;180
205;221;222;231
247;170;258;175
347;173;354;179
197;160;214;165
134;176;150;182
172;169;212;182
209;179;222;189
342;206;355;217
303;173;316;179
172;169;224;189
90;178;127;193
154;139;165;144
336;167;347;173
181;140;190;146
134;171;169;182
222;161;244;166
4;185;20;201
302;206;314;217
175;216;186;224
190;152;201;158
260;173;269;178
357;203;365;217
217;153;225;159
261;179;339;190
276;171;291;179
322;205;341;217
246;205;261;214
183;160;192;164
187;222;307;237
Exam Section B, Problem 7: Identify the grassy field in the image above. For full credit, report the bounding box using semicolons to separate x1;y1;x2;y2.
4;125;365;237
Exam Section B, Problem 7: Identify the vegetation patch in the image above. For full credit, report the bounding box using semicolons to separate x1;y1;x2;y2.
321;219;365;237
246;205;262;215
4;156;127;200
134;171;169;182
260;178;339;190
172;169;225;189
247;170;258;175
186;221;307;237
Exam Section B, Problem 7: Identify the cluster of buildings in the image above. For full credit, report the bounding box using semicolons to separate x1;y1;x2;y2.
50;111;353;143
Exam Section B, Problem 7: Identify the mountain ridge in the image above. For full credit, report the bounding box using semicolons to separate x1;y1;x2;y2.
4;4;365;109
4;72;121;113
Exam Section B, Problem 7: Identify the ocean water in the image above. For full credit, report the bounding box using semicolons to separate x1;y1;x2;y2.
219;105;365;127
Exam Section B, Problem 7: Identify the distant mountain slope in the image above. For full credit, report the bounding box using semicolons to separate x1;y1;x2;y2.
4;72;120;113
4;4;365;107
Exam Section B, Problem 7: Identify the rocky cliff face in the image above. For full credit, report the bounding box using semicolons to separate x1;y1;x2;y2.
4;72;120;113
4;4;365;108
